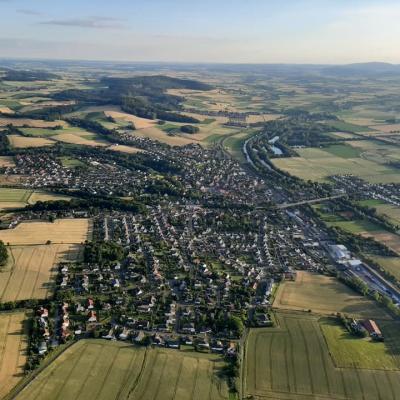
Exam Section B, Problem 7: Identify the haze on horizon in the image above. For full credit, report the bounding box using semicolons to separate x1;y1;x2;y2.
0;0;399;64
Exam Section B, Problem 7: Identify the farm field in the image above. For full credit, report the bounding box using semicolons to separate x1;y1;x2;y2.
51;132;108;147
0;218;92;245
0;188;71;210
0;117;67;128
320;318;400;370
244;312;400;400
104;110;156;129
7;135;55;148
369;256;400;281
14;340;228;400
0;244;82;302
0;156;15;167
273;271;387;318
273;146;400;183
359;200;400;226
0;312;28;400
107;144;142;154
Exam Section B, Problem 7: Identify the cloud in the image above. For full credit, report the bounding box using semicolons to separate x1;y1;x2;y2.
39;16;125;29
17;9;43;16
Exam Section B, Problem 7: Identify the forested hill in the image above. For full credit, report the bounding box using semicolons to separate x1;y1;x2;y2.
53;75;212;123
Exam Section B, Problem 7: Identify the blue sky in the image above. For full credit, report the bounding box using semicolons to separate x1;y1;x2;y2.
0;0;399;63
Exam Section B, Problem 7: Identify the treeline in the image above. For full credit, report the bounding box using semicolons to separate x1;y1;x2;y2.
0;240;8;266
1;69;59;82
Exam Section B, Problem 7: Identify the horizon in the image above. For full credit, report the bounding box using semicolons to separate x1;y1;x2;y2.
1;0;400;63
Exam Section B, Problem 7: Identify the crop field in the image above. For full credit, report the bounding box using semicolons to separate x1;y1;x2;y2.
273;271;387;318
0;156;15;167
132;126;197;146
15;340;228;400
107;144;142;154
0;312;28;399
51;132;108;147
104;110;156;129
320;318;400;370
7;134;55;148
0;244;81;302
0;189;71;210
244;312;400;400
0;117;67;128
0;218;92;245
273;146;400;183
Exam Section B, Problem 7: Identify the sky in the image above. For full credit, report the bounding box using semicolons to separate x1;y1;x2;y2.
0;0;399;64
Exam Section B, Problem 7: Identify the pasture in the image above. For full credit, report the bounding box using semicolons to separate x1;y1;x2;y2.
15;340;228;400
0;312;28;400
7;135;55;148
273;271;387;318
320;318;400;370
0;218;92;245
0;244;82;302
370;256;400;281
244;312;400;400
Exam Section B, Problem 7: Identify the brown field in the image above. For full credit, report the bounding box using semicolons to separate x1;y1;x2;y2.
361;231;400;255
246;113;281;123
0;118;66;128
27;191;72;205
105;110;156;129
0;218;92;245
0;156;15;167
0;106;14;114
52;133;108;147
107;144;142;154
274;271;388;318
8;135;55;148
132;127;196;146
369;124;400;133
7;135;54;149
0;244;82;302
0;312;27;399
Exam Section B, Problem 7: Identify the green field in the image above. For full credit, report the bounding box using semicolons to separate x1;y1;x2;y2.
60;157;86;168
369;256;400;281
328;120;374;133
15;340;228;400
320;318;400;370
273;145;400;183
0;188;32;203
244;312;400;400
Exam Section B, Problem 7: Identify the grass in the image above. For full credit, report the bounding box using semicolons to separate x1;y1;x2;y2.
323;143;362;158
244;312;400;400
60;157;86;168
0;312;28;399
320;317;400;370
327;219;382;234
0;188;32;203
369;256;400;281
15;340;229;400
273;271;388;318
328;120;375;133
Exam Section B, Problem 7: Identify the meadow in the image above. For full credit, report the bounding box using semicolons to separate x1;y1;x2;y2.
14;340;228;400
0;312;28;400
369;256;400;281
273;271;387;318
244;312;400;400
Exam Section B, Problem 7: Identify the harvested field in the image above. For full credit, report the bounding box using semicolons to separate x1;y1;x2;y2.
0;118;66;128
27;191;72;204
361;231;400;254
107;144;142;154
273;271;387;318
0;312;27;399
7;135;55;148
104;110;156;129
15;340;228;400
246;113;281;123
0;244;82;302
0;156;15;167
52;133;108;147
244;312;400;400
0;106;14;114
0;218;92;245
369;124;400;133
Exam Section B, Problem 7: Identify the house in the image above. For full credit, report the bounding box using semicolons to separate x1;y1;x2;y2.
38;341;48;355
363;320;384;341
87;311;97;323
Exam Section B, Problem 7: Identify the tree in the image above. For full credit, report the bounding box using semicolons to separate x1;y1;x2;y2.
0;240;8;266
